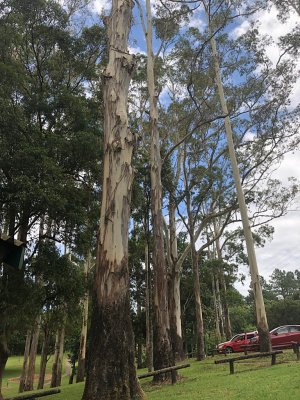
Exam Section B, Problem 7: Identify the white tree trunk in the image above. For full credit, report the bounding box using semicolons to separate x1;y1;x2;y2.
203;0;271;351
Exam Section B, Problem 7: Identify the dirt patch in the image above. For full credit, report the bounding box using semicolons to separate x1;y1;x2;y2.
8;374;52;383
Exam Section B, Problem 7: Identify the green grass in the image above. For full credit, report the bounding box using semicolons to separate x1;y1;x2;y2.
3;351;300;399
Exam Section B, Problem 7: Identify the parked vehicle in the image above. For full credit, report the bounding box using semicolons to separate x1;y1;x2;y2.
250;325;300;349
217;331;258;353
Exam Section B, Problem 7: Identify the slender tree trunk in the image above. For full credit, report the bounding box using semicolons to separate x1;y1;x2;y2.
56;324;65;387
215;275;225;339
37;329;50;390
212;274;221;342
51;331;60;388
145;242;153;372
24;316;41;392
214;230;232;339
203;0;271;352
81;0;145;398
19;331;32;393
184;155;205;361
51;324;65;388
220;271;232;340
136;299;143;369
76;254;91;383
145;0;173;382
191;246;205;361
168;199;184;361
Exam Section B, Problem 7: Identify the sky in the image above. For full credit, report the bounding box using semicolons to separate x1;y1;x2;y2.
88;0;300;296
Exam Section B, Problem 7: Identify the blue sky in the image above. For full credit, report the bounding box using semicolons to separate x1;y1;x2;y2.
87;0;300;295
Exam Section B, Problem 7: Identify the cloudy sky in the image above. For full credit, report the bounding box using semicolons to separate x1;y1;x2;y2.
229;6;300;295
88;0;300;295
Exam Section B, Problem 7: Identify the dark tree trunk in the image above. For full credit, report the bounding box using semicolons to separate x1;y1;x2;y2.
37;330;50;390
83;291;144;399
19;331;31;393
146;0;174;378
51;324;65;388
0;339;9;400
24;317;40;392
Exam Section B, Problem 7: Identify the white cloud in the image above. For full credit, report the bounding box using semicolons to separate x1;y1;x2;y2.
234;150;300;296
89;0;111;14
187;12;206;30
128;46;146;56
231;20;250;39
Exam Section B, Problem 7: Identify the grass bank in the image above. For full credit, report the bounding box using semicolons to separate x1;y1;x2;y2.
3;351;300;399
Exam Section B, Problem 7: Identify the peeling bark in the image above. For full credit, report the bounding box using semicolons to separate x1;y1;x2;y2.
81;0;145;398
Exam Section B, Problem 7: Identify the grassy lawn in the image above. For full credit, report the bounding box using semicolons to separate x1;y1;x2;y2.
2;351;300;399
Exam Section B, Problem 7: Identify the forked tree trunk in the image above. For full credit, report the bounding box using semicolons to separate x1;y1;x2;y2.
76;254;91;383
19;331;32;393
24;316;41;392
37;329;50;390
81;0;145;398
145;242;153;372
145;0;173;382
203;0;271;352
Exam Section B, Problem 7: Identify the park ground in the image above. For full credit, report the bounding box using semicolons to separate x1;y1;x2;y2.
2;351;300;400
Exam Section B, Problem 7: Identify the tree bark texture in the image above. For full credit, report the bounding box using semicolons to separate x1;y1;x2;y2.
214;226;232;340
185;159;205;361
145;0;174;381
191;246;205;361
168;199;184;361
212;274;221;343
145;242;153;372
76;254;91;383
215;275;225;339
37;329;50;390
81;0;145;398
24;317;41;392
0;338;9;400
203;0;271;352
51;324;65;388
19;331;31;393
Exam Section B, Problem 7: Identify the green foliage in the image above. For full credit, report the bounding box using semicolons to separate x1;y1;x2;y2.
266;299;300;329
